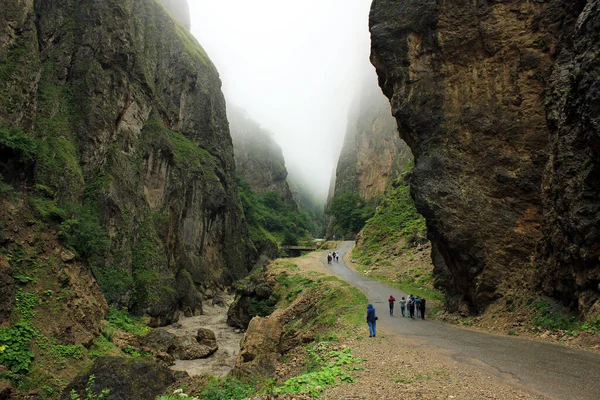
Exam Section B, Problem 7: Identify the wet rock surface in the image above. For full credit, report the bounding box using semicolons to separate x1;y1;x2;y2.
0;0;250;324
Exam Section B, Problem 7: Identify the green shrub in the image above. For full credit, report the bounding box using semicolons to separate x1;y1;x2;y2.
0;125;37;161
58;205;110;260
359;179;426;251
530;300;577;331
327;192;375;238
53;344;84;360
0;322;36;373
237;177;313;249
88;336;116;359
197;377;254;400
15;289;38;321
70;375;110;400
106;307;150;337
275;347;361;397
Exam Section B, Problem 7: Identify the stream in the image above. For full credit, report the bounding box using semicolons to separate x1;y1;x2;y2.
165;298;243;377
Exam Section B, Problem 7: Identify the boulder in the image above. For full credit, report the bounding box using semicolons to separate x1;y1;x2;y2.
60;357;177;400
196;327;217;348
140;329;178;354
231;316;282;379
141;329;218;360
174;336;217;360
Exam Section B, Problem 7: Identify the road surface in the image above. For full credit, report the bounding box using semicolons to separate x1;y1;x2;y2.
324;241;600;400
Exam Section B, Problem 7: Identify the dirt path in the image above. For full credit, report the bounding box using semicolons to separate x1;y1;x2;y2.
302;242;600;400
166;297;243;377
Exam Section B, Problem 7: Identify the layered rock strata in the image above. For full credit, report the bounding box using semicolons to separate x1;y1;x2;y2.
370;0;599;316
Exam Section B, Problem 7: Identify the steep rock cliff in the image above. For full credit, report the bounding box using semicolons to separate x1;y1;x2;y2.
327;76;412;238
333;76;412;202
370;0;599;317
228;105;297;209
0;0;249;325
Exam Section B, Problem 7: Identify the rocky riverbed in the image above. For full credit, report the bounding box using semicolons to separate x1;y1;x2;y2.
167;298;244;377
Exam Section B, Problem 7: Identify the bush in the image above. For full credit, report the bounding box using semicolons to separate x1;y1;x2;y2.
530;300;577;331
237;177;313;250
327;192;375;238
359;178;426;251
106;307;150;337
0;322;36;373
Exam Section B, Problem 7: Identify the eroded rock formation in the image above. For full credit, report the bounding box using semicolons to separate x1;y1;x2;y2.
327;74;413;238
370;0;599;317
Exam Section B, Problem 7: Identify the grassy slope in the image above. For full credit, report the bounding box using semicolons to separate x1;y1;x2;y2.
349;177;445;315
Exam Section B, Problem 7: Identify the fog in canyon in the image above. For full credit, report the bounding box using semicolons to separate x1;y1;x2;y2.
188;0;378;205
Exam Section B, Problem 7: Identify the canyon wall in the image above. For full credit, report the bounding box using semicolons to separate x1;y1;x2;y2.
228;104;297;209
333;76;412;202
370;0;599;317
0;0;249;325
326;75;413;238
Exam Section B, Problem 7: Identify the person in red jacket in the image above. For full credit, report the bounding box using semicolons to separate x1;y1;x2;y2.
388;295;396;316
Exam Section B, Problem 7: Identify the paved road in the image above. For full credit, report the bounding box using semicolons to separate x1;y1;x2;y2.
324;241;600;400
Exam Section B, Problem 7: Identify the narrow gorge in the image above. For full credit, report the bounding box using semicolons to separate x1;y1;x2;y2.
1;0;600;398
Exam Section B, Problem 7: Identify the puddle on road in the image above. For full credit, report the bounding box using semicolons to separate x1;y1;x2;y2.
166;298;244;377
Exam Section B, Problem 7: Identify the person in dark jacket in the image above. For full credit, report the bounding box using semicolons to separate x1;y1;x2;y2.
366;303;377;337
388;295;396;316
420;298;426;319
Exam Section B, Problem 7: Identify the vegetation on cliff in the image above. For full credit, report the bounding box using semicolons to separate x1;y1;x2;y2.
349;171;444;314
0;0;252;396
238;177;316;254
326;193;376;239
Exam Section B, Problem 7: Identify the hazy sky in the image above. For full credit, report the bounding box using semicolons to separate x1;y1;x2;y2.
188;0;376;201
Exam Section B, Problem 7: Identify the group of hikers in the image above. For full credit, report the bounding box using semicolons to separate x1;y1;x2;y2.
327;251;339;264
366;294;426;337
389;294;426;319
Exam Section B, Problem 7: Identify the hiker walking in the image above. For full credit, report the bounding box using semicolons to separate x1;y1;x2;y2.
399;297;406;317
420;298;426;320
388;295;396;316
415;296;421;318
408;295;415;319
327;253;332;264
366;303;377;337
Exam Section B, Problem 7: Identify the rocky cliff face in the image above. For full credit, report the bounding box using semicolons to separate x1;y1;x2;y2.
370;0;599;317
333;76;412;202
228;105;297;209
326;76;413;237
0;0;249;324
